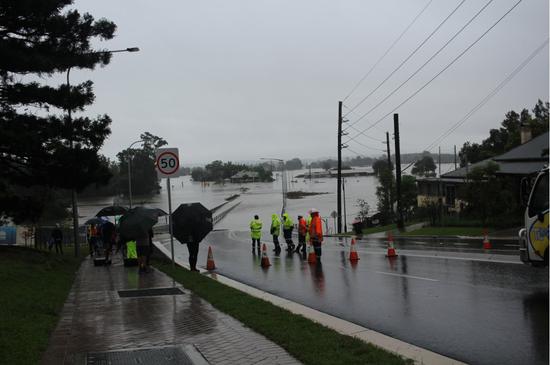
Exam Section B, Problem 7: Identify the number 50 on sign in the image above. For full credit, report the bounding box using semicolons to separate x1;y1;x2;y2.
155;148;180;178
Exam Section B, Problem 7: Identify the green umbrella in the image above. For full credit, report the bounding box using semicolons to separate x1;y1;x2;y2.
118;207;159;239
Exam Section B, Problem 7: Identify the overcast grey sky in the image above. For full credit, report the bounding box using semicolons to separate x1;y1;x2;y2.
70;0;548;165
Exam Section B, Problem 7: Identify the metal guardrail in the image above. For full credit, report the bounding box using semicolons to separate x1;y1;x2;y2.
213;202;241;226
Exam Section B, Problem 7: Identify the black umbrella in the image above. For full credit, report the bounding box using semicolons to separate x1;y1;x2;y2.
96;205;128;217
118;207;159;239
85;217;105;225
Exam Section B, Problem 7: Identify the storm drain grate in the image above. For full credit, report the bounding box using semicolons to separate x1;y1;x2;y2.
86;345;207;365
117;287;184;298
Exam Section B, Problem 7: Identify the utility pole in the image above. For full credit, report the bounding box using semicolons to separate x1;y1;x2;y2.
386;131;393;216
337;101;343;234
393;114;404;230
342;178;347;233
454;145;457;169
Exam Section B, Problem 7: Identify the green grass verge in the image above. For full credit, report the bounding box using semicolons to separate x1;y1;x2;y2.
361;224;398;235
155;260;412;365
0;246;83;365
400;226;490;236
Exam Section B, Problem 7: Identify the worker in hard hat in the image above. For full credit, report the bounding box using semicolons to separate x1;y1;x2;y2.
308;209;323;262
249;214;263;253
295;215;307;255
270;214;281;252
282;212;295;252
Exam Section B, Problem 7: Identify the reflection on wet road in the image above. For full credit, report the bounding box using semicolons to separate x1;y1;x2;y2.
162;230;549;365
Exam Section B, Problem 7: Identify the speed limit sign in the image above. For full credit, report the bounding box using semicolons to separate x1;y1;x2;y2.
155;148;180;178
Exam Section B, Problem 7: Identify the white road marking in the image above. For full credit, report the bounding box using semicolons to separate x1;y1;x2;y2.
375;271;439;282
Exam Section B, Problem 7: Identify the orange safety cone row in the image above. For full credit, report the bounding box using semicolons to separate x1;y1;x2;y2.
260;243;271;267
482;229;492;249
349;237;360;261
386;231;398;258
206;246;216;270
307;242;317;263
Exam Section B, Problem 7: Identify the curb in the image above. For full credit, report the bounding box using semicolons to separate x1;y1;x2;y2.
153;241;467;365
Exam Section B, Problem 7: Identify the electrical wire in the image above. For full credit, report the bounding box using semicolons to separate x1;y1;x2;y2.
401;37;548;173
349;138;386;153
400;37;549;173
345;0;524;144
345;0;494;131
343;104;386;143
344;0;467;118
342;0;434;103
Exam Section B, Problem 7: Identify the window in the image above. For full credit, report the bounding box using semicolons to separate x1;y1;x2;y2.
528;172;549;217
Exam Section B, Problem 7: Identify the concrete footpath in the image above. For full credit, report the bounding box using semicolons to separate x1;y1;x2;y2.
41;255;301;365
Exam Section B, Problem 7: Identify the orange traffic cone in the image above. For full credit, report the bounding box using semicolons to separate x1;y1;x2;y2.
206;246;216;270
482;229;492;249
349;237;360;261
260;243;271;267
307;242;317;263
386;232;398;257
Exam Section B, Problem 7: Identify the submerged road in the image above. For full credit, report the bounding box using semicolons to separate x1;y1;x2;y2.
159;230;548;365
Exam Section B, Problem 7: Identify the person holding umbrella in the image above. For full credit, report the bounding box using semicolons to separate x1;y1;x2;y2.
118;207;159;273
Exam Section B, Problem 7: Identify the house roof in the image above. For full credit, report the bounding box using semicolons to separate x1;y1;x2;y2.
441;132;549;178
493;132;549;162
231;170;259;179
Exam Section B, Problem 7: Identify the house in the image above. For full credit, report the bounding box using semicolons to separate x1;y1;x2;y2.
230;170;259;183
416;131;549;212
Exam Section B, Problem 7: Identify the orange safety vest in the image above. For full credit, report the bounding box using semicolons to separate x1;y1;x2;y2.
309;214;323;242
298;217;307;235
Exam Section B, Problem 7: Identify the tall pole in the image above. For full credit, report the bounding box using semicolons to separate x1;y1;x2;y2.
337;101;343;234
127;139;144;209
386;131;393;216
166;178;175;267
281;161;287;215
67;67;80;258
342;178;347;233
127;156;133;209
454;145;457;170
394;114;404;230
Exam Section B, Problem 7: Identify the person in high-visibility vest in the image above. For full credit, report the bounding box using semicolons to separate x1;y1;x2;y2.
270;214;281;252
295;215;307;255
282;213;295;252
249;215;263;252
308;209;323;262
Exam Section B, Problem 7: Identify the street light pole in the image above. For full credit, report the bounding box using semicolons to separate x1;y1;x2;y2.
260;157;286;215
66;47;139;257
127;139;145;209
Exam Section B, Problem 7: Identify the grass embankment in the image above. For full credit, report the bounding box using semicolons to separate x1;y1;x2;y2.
361;223;398;235
0;246;83;365
401;226;490;236
155;261;412;365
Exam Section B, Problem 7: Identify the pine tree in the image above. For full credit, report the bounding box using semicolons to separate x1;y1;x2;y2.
0;0;116;222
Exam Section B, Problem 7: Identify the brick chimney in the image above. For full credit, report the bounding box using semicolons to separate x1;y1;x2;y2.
520;122;532;144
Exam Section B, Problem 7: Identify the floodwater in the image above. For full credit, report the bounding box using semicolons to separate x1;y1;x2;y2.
79;164;457;232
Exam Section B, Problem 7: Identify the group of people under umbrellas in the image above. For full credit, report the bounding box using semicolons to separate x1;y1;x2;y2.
87;206;166;272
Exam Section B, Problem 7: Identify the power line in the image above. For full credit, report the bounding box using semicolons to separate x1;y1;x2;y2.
401;37;548;173
342;0;434;103
349;138;386;153
345;0;494;131
345;0;524;144
344;0;466;118
424;38;549;152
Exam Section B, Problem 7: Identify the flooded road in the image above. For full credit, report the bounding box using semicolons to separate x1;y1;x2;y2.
159;230;549;365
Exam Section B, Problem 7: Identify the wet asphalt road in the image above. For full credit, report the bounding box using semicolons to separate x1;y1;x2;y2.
161;230;549;365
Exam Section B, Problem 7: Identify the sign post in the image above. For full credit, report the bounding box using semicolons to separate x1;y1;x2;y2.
155;148;180;267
